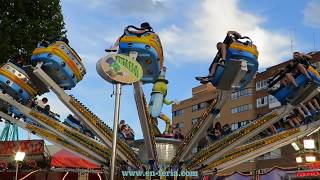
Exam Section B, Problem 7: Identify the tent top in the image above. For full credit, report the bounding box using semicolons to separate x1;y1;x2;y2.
51;149;99;169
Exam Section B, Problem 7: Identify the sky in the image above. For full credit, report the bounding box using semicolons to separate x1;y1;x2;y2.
1;0;320;140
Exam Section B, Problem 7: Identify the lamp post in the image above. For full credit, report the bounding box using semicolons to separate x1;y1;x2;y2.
15;151;25;180
110;83;121;179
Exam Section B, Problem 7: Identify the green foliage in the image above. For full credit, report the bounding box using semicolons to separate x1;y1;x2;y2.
0;0;66;65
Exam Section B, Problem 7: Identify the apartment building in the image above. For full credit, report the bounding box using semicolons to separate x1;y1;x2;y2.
172;80;257;136
172;84;217;136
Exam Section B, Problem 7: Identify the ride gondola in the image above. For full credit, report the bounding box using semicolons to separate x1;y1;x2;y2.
210;36;259;90
117;24;164;83
268;55;320;106
0;62;37;104
31;40;86;90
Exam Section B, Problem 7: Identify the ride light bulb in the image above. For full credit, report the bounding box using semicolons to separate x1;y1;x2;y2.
304;139;315;149
306;155;316;162
291;142;300;151
296;156;302;163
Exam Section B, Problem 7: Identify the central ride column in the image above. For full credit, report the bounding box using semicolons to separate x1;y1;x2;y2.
97;52;143;179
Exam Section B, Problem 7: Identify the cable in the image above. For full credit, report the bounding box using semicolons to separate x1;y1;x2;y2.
62;172;69;180
19;169;40;180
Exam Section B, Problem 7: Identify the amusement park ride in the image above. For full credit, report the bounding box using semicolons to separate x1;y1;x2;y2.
1;22;320;179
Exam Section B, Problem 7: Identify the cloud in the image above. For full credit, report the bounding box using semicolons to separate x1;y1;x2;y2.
159;0;291;68
64;0;104;8
304;1;320;28
65;0;169;17
110;0;167;14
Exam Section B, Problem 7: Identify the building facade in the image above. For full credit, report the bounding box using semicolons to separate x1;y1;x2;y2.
172;78;257;136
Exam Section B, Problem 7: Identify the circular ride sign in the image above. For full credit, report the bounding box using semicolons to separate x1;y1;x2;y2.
96;54;143;84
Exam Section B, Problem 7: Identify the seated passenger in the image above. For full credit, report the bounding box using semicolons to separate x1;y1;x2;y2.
164;124;175;137
307;98;320;113
296;106;312;124
268;125;277;134
173;125;184;140
34;97;59;120
35;97;48;112
274;121;284;133
123;125;134;141
83;128;94;138
287;115;301;128
121;124;135;144
280;52;313;87
207;122;222;141
45;105;60;121
301;104;312;116
195;31;242;83
8;54;24;68
125;22;153;34
118;120;126;139
315;96;320;107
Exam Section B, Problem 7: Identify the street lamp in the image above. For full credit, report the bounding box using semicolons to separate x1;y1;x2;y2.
15;151;25;180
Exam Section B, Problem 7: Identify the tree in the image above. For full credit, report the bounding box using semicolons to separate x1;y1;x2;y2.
0;0;66;65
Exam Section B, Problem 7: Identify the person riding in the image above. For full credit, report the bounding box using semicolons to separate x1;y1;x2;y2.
280;52;313;87
126;22;153;34
35;97;48;112
196;31;242;84
106;22;153;52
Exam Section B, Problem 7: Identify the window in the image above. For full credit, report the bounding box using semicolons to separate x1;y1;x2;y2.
192;102;207;112
177;122;184;128
231;89;252;100
192;118;198;125
192;147;198;155
231;104;253;114
192;105;198;112
261;149;281;160
173;109;184;117
231;123;239;130
256;81;261;89
200;102;207;109
256;96;268;108
269;81;280;90
256;80;268;91
268;95;280;109
231;120;250;131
